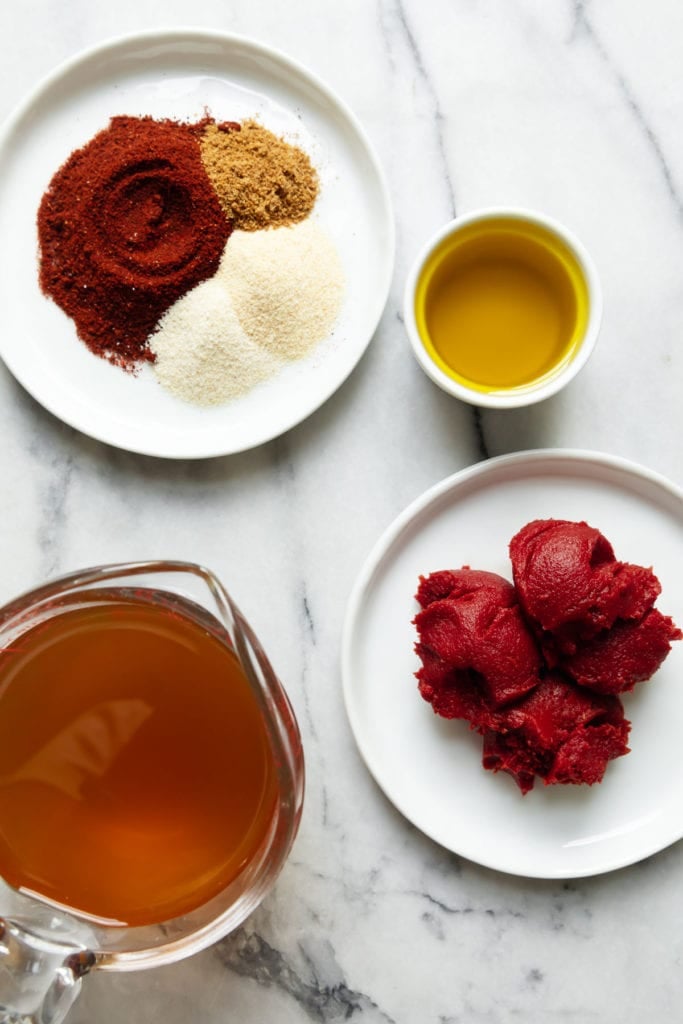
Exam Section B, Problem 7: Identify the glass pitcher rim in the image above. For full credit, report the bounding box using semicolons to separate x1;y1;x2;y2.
0;560;222;623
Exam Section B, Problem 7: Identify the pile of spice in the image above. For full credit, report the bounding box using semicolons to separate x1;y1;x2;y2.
200;119;318;231
37;113;344;404
151;220;344;405
37;116;230;368
149;279;279;406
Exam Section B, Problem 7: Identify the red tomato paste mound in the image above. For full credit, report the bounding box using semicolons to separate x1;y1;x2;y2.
509;520;660;648
482;675;630;794
413;520;680;794
38;115;231;369
414;568;541;709
562;608;682;694
510;519;681;693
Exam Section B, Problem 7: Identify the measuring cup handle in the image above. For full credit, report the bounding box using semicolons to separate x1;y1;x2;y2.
0;917;95;1024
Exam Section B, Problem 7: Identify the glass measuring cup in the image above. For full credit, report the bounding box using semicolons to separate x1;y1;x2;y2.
0;561;304;1024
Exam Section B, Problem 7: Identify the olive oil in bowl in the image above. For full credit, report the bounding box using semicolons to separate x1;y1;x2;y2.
407;210;600;406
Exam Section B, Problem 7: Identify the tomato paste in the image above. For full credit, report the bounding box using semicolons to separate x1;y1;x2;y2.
413;520;680;794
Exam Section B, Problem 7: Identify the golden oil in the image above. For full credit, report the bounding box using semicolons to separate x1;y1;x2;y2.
414;217;590;393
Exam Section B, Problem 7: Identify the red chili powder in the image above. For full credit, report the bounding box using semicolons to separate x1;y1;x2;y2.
37;116;231;369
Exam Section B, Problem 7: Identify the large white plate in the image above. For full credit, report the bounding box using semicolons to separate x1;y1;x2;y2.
0;30;393;458
342;450;683;878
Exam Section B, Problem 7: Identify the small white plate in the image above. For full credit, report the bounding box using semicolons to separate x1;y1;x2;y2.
342;450;683;878
0;30;394;458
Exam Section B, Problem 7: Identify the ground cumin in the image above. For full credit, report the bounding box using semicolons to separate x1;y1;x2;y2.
200;120;319;231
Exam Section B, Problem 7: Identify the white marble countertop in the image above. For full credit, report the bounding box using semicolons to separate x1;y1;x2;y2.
0;1;682;1022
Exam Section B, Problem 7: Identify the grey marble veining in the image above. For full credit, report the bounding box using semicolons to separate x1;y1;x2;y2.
0;1;681;1022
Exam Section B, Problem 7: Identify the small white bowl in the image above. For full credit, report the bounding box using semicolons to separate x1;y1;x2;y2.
404;207;602;408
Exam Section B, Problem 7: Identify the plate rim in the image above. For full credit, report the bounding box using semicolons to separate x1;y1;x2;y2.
0;27;395;459
341;448;683;879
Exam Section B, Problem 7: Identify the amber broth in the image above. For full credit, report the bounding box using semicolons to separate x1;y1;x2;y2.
415;217;589;392
0;595;278;926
